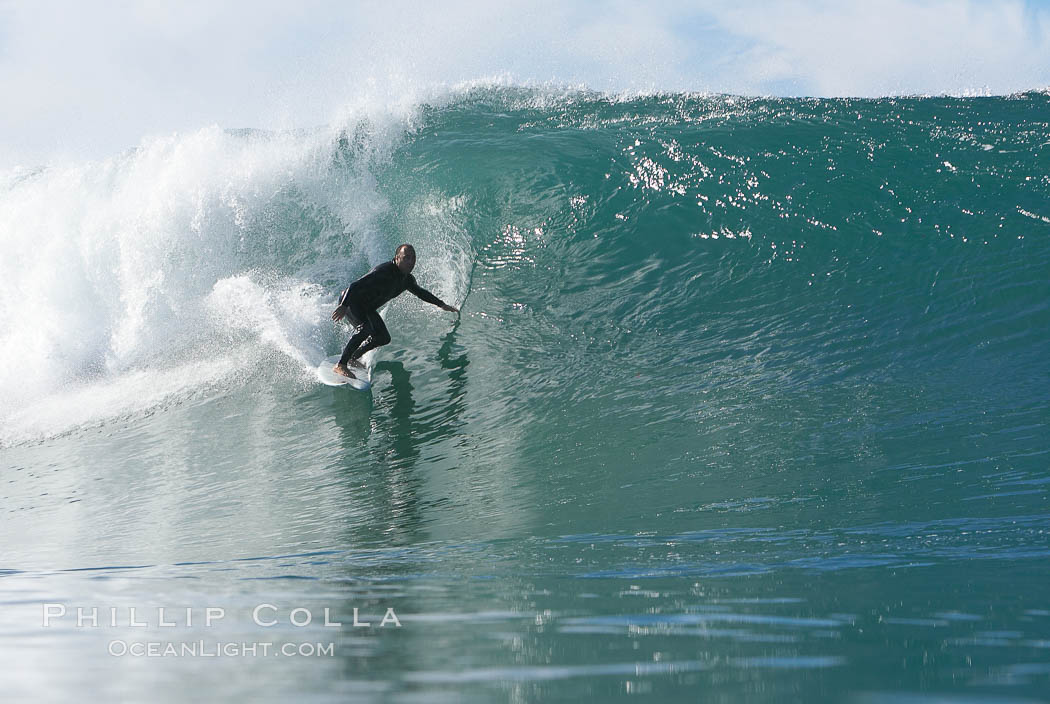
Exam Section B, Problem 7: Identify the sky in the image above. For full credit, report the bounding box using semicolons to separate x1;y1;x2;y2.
1;0;1049;165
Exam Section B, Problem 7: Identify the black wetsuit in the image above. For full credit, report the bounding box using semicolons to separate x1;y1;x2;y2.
337;261;447;365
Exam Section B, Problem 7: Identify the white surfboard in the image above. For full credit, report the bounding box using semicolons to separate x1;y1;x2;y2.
316;354;372;391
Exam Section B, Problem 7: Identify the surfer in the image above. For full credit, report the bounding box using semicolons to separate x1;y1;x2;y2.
331;244;458;379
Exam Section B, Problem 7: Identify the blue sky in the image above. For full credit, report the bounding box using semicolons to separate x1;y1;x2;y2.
1;0;1048;165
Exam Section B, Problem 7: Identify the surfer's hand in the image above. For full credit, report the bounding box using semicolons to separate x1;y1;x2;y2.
332;305;347;321
442;304;459;313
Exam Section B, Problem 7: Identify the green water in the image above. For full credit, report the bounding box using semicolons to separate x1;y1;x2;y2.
1;88;1048;701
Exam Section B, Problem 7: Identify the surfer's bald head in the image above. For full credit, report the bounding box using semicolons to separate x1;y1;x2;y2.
394;244;416;273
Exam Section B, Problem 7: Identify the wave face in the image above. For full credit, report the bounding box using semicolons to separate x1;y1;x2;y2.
2;88;1047;447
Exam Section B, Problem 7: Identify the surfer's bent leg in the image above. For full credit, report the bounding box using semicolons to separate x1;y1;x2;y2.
338;302;373;366
350;310;390;360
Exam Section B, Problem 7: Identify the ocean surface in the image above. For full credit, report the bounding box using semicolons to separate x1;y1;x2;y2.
1;86;1049;702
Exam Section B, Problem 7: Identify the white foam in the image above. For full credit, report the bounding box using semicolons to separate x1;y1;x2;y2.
0;352;246;448
0;108;426;445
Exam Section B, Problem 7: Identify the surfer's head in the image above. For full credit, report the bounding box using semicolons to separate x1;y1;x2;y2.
394;244;416;273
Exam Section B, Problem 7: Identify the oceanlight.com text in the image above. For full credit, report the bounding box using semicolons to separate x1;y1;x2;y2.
108;640;336;658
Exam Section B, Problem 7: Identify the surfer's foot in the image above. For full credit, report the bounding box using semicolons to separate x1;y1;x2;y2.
332;364;356;379
347;357;366;370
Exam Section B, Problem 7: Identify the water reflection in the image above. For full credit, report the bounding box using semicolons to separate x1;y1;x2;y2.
433;317;470;437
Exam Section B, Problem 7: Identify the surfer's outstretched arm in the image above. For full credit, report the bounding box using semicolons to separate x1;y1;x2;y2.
407;280;459;313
